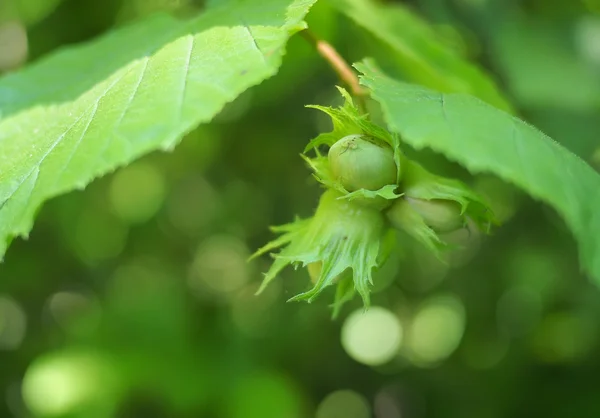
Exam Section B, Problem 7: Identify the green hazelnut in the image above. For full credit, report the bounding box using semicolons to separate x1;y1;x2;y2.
328;134;397;192
405;197;463;233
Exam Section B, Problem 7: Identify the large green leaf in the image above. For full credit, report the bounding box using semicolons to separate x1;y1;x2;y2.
356;60;600;284
0;0;316;259
327;0;512;112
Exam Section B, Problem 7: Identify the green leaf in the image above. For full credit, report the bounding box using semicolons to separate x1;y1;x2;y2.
357;60;600;285
0;0;316;259
327;0;512;112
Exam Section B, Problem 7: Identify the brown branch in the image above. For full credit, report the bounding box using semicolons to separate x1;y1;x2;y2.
300;30;368;109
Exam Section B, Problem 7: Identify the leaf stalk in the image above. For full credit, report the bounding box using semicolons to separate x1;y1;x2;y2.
300;29;367;112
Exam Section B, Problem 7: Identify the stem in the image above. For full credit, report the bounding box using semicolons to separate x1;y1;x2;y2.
300;30;368;111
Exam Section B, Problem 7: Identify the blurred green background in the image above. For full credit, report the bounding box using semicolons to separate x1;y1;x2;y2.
1;0;600;417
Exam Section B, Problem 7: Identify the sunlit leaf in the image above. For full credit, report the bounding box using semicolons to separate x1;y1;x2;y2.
0;0;316;259
328;0;512;112
357;59;600;285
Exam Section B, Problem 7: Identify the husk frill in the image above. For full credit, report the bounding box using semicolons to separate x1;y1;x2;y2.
251;190;388;317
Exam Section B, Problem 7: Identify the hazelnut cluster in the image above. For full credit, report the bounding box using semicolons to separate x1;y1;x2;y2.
252;89;496;317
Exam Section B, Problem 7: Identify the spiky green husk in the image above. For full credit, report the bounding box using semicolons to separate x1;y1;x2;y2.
402;160;497;231
304;88;402;204
386;159;497;256
251;87;499;317
251;189;388;315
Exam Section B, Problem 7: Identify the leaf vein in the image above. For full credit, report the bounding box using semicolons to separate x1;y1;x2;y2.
115;58;150;131
178;35;195;122
53;102;99;188
107;58;150;159
0;71;126;209
242;22;267;64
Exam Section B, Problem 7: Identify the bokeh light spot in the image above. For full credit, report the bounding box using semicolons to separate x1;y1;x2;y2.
231;280;281;337
46;291;102;336
167;176;218;237
316;390;370;418
374;388;403;418
592;148;600;169
22;351;117;417
576;17;600;67
109;162;166;224
341;307;403;366
408;294;466;366
188;235;250;296
532;312;596;363
0;21;28;71
496;286;542;337
74;208;128;265
0;295;27;350
226;371;305;418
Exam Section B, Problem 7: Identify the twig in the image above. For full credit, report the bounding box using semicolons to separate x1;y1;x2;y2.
300;30;368;111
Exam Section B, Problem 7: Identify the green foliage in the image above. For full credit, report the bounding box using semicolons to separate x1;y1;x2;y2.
2;0;600;417
327;0;513;111
357;59;600;285
0;0;316;259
